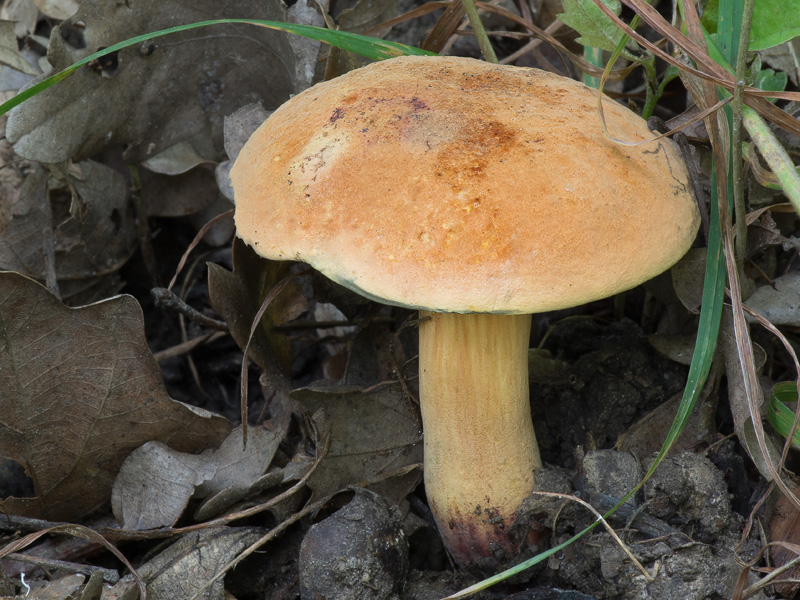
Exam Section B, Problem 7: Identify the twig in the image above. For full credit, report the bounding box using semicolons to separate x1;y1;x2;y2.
151;287;228;331
167;209;234;291
6;552;119;584
152;331;227;361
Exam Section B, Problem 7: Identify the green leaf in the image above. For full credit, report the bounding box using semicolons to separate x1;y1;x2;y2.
557;0;625;52
768;381;800;449
756;68;788;94
0;19;436;117
705;0;800;50
749;0;800;50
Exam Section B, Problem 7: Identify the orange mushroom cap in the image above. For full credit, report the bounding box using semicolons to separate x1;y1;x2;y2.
231;56;699;314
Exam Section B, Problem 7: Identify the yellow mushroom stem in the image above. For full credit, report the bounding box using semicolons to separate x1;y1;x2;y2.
419;311;541;569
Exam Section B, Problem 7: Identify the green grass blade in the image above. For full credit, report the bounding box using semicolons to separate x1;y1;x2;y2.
768;381;800;448
0;19;436;116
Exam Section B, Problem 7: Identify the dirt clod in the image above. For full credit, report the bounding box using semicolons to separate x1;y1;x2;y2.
299;488;409;600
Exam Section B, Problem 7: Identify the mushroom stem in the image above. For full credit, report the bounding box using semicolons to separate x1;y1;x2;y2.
419;311;540;570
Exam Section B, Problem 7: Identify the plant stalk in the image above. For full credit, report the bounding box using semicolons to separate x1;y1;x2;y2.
743;106;800;214
460;0;498;63
731;0;754;272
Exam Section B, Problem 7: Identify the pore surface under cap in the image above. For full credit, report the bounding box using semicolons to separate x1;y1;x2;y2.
231;56;699;314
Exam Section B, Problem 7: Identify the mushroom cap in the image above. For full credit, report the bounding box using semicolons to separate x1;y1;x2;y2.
231;56;699;314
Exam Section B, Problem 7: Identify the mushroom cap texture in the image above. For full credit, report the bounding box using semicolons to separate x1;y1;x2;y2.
231;56;700;314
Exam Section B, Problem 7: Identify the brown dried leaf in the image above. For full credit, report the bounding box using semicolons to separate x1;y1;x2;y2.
615;390;716;457
140;167;218;218
671;248;707;313
6;0;313;164
2;1;38;39
141;141;215;176
745;272;800;327
293;384;423;503
105;527;263;600
207;238;308;374
33;0;78;20
26;573;85;599
0;20;37;76
223;104;270;163
112;424;283;529
719;311;778;482
0;160;137;282
0;272;231;521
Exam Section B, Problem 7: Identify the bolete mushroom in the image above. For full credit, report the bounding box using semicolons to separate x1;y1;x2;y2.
230;56;699;570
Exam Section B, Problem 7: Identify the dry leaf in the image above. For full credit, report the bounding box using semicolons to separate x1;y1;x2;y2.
2;0;39;39
208;238;308;374
0;20;38;75
0;160;137;283
140;167;219;218
223;103;270;163
33;0;78;20
27;573;85;599
141;141;215;176
0;272;231;521
745;271;800;327
671;247;707;313
293;384;423;503
112;424;283;530
105;527;263;600
719;311;779;482
335;0;399;33
6;0;310;164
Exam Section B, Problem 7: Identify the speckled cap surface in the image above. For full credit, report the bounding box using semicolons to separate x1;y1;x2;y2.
230;56;699;314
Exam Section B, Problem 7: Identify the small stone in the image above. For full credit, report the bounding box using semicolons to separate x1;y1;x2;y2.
299;488;409;600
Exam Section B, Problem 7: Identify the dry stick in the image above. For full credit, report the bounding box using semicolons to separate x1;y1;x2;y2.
151;287;228;331
152;331;226;361
500;20;563;65
167;208;234;291
0;524;146;600
6;552;120;584
239;268;310;444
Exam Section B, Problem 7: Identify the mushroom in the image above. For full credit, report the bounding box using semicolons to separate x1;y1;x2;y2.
230;56;700;571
